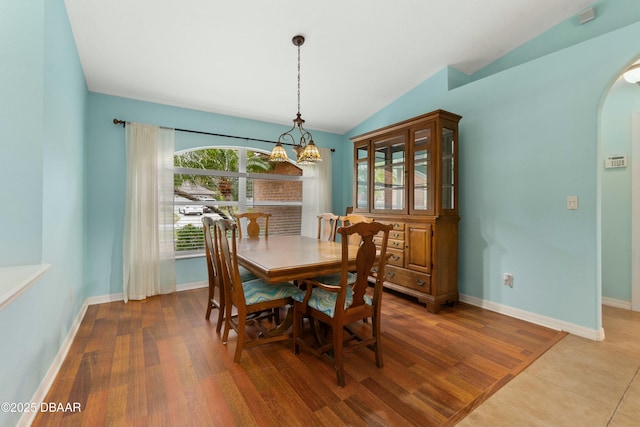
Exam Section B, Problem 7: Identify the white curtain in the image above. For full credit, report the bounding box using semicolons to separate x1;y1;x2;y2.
300;147;333;237
123;123;176;302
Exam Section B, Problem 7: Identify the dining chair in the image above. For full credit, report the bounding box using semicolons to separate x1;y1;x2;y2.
317;212;339;242
214;218;304;364
203;216;259;327
292;221;393;387
339;214;373;246
202;216;225;331
233;212;271;239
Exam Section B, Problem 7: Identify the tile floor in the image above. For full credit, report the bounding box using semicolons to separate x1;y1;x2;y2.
457;305;640;427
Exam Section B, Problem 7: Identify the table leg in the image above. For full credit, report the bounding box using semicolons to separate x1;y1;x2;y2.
259;305;293;338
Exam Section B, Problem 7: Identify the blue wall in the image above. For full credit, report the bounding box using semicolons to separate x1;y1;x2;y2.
0;0;88;426
0;0;44;265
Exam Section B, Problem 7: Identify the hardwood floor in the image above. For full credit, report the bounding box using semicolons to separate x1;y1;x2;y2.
32;287;565;427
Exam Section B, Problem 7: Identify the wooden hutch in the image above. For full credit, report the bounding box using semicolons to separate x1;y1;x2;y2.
351;109;461;313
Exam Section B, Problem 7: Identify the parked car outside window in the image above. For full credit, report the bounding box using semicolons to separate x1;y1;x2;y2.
180;205;204;215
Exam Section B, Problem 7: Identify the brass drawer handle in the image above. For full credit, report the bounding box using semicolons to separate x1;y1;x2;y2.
391;255;400;261
371;267;378;273
392;241;401;247
394;223;401;228
393;232;400;238
416;279;426;286
387;272;395;278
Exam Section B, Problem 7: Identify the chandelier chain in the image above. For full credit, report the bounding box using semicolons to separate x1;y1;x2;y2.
297;42;301;115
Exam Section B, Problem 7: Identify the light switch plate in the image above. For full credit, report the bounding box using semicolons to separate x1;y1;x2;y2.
567;195;578;210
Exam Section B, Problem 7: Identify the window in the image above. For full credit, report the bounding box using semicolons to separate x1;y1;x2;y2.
173;147;303;256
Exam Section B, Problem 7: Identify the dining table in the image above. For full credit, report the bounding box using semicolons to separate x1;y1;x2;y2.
234;234;362;338
235;234;361;284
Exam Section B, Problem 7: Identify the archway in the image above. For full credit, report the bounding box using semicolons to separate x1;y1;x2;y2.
600;59;640;313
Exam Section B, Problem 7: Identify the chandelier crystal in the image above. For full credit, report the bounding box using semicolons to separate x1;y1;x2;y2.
269;35;322;164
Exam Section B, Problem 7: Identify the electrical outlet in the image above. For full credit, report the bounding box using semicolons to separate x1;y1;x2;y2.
503;273;513;288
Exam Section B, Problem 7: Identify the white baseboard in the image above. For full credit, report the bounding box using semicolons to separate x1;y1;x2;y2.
459;293;605;341
602;296;632;310
177;281;208;292
84;281;207;306
21;281;208;427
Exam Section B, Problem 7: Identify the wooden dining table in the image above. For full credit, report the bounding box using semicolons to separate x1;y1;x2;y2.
235;235;360;284
235;235;362;338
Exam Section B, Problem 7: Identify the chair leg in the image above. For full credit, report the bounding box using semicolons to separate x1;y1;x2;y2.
292;305;302;354
205;288;214;320
373;315;383;368
333;325;345;387
215;286;225;334
222;304;232;344
233;315;246;364
206;302;212;320
215;301;224;334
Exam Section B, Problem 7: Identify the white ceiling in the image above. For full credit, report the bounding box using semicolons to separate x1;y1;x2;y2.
65;0;594;134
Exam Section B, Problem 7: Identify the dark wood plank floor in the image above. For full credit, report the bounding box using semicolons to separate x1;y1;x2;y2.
32;287;565;427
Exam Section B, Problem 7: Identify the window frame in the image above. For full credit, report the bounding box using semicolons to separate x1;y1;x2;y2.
174;146;304;258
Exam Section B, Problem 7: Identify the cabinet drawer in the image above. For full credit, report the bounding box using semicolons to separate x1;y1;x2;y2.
373;236;405;249
376;229;405;240
386;248;404;267
377;221;404;231
372;265;431;293
373;230;404;245
390;222;405;231
388;239;405;250
389;230;405;240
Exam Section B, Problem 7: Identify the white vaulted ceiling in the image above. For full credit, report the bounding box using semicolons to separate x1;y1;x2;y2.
65;0;594;134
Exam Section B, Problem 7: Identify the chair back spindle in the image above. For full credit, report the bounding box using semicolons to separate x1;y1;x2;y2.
233;212;271;239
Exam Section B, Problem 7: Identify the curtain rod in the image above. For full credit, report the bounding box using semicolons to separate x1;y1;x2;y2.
112;118;335;152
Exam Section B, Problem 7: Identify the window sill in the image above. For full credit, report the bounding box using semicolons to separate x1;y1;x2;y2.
0;264;50;311
175;252;205;260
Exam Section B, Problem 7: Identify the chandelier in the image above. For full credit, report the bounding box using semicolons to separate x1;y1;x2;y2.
269;35;322;165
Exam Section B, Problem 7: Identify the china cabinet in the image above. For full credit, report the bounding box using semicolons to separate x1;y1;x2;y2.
351;109;461;313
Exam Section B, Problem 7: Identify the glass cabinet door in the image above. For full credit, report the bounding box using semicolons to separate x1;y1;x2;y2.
372;133;406;212
441;127;456;211
412;126;433;214
355;143;369;211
